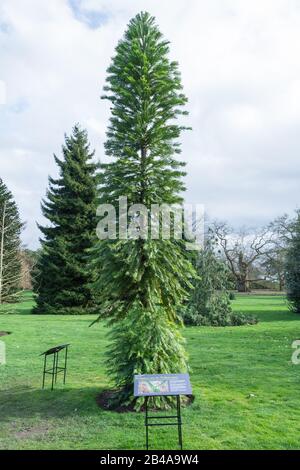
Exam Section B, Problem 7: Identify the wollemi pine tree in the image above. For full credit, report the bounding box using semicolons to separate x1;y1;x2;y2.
90;12;195;408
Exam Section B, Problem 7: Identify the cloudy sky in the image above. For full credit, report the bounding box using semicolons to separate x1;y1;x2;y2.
0;0;299;249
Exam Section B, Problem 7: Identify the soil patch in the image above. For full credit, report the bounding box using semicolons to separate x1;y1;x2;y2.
96;389;194;413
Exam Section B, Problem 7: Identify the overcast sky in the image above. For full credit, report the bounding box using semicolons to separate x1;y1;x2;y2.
0;0;299;249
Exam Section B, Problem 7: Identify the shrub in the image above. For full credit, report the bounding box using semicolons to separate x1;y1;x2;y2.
181;239;257;327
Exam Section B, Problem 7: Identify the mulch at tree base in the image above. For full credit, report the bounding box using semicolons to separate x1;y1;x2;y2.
96;389;137;413
96;389;194;413
0;331;11;337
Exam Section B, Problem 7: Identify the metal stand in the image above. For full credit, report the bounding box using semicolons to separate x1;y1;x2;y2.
41;344;69;390
144;395;183;450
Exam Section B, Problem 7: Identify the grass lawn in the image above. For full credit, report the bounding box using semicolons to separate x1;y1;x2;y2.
0;292;300;450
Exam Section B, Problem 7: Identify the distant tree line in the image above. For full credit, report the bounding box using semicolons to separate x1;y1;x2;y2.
210;216;298;293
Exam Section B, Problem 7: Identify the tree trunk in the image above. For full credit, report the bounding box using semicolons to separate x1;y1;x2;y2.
236;254;251;292
279;275;285;291
236;273;251;292
237;279;247;292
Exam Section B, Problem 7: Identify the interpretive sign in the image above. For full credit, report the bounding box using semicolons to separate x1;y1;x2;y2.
134;374;192;449
134;373;192;397
40;344;70;390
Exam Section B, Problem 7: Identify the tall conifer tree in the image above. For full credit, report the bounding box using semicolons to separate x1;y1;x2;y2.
90;12;195;407
34;125;99;314
0;178;23;304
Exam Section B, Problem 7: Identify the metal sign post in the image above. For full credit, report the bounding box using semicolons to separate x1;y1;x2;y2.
40;344;70;390
134;373;192;450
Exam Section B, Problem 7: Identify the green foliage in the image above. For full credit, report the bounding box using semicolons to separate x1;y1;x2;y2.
229;291;236;300
33;125;99;314
0;178;23;304
286;211;300;313
181;239;257;326
90;12;195;407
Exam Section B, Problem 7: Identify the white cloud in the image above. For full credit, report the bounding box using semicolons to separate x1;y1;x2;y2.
0;0;299;248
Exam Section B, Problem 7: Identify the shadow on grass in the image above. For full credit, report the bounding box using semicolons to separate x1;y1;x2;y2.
0;385;104;422
247;310;299;323
11;303;34;315
0;296;35;315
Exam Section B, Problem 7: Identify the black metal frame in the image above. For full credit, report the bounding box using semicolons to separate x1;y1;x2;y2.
144;395;183;450
41;344;69;390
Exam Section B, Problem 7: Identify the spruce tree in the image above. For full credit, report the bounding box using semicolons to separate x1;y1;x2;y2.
90;12;195;408
286;211;300;313
0;178;23;304
34;125;99;314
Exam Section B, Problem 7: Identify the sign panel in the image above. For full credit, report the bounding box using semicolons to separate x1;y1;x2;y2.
134;373;192;397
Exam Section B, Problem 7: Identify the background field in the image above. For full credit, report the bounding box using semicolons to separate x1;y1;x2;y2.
0;293;300;450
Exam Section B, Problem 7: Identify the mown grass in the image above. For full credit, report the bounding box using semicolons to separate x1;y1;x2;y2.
0;293;300;450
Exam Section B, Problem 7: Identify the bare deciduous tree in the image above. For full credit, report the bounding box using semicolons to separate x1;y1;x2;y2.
260;247;286;291
19;249;38;291
212;221;274;292
262;210;300;291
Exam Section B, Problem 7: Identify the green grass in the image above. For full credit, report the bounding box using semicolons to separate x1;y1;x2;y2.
0;293;300;450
